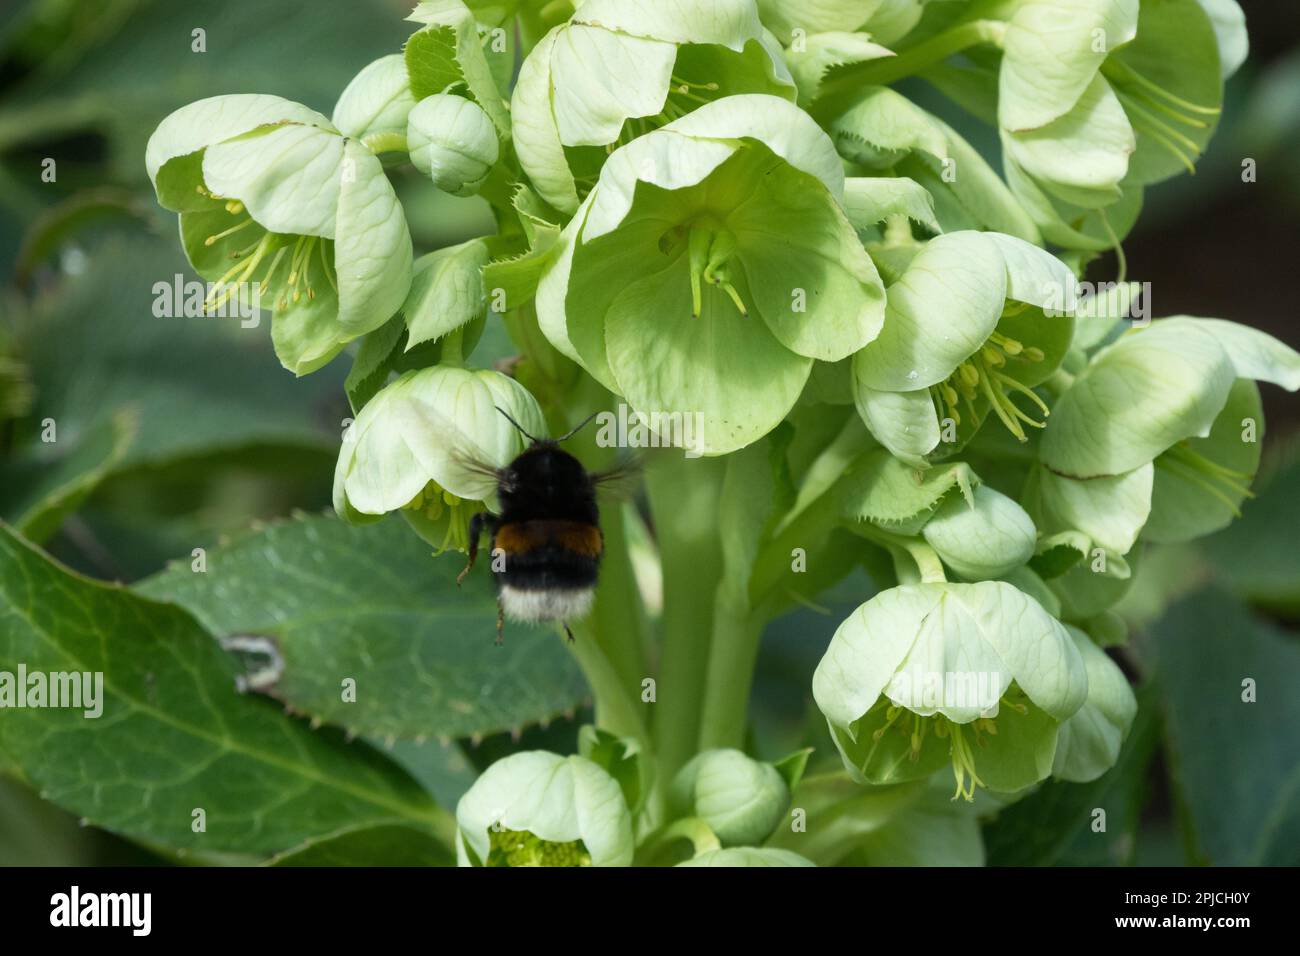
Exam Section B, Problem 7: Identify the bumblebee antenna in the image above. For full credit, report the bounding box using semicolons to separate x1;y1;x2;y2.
494;406;542;444
556;410;602;443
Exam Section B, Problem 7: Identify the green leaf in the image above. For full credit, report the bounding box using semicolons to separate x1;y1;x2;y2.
1;409;135;543
843;176;940;234
1150;589;1300;865
5;235;342;475
0;525;447;856
785;32;894;104
403;238;490;349
268;823;454;866
841;448;975;531
138;512;588;740
405;1;510;135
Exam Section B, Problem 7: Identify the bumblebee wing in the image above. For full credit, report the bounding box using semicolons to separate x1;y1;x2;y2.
399;400;512;499
589;456;643;501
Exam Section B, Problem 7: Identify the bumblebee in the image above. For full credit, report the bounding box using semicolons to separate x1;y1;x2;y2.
459;411;628;644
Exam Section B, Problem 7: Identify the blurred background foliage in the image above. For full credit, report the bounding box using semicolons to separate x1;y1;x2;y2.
0;0;1296;865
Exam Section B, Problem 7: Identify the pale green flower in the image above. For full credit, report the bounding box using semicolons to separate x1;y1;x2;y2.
511;0;795;213
332;365;546;552
669;748;791;847
677;847;815;867
1052;626;1137;782
407;94;500;196
851;230;1076;466
1041;318;1300;478
145;94;413;375
536;94;886;455
998;0;1227;250
813;581;1087;799
455;751;634;867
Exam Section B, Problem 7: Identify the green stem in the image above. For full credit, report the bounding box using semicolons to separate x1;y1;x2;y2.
696;586;765;751
851;523;947;583
636;816;721;864
814;19;1007;117
359;131;408;156
566;618;648;745
647;456;728;781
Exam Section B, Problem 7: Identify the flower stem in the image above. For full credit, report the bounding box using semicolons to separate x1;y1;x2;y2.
647;455;727;780
566;618;648;745
359;131;408;156
696;586;764;750
813;20;1007;118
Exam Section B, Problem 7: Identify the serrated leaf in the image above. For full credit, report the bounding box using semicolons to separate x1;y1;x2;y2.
0;525;447;856
137;512;588;740
841;447;975;532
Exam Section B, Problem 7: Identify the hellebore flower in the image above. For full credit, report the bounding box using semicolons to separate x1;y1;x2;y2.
145;94;413;375
332;365;546;552
455;751;634;867
669;748;791;847
813;581;1087;800
511;0;796;213
1040;318;1300;544
998;0;1227;249
536;94;886;456
851;230;1077;466
407;94;500;196
677;847;815;867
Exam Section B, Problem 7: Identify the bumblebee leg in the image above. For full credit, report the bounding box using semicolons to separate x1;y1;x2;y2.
563;622;575;644
457;512;491;587
495;600;505;647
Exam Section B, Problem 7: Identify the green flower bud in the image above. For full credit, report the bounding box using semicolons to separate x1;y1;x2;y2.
677;847;814;867
145;94;413;375
922;484;1037;581
813;581;1088;800
407;94;500;196
332;365;546;552
455;752;634;867
670;749;789;847
332;54;417;143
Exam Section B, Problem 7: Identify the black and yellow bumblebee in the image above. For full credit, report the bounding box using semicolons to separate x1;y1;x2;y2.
458;410;631;644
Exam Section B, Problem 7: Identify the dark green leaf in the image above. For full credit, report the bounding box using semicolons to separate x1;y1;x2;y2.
1148;588;1300;865
0;524;449;856
137;512;589;740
